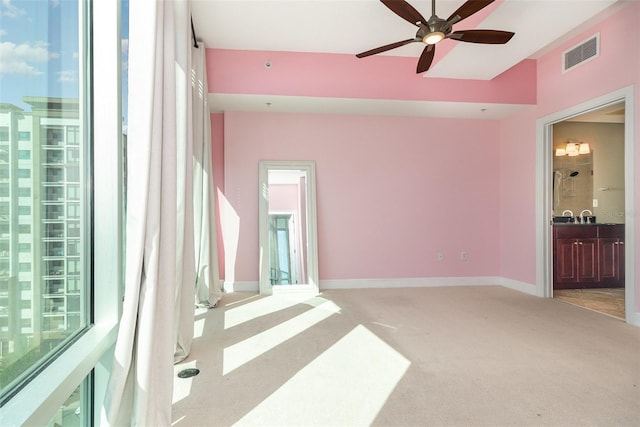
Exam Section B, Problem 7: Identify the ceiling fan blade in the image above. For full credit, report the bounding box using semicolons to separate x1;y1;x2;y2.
356;38;418;58
416;44;435;73
448;29;515;44
381;0;427;26
446;0;494;24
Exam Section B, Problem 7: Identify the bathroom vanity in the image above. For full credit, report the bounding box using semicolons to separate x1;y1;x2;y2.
553;223;625;289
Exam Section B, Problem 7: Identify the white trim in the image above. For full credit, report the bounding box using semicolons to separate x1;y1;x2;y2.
498;278;538;296
320;277;502;290
258;161;319;296
223;281;260;292
536;85;637;326
632;312;640;328
2;323;119;426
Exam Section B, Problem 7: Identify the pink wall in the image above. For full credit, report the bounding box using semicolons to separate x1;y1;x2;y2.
210;113;225;279
269;184;299;212
207;51;536;106
499;1;640;310
210;1;639;315
223;113;501;282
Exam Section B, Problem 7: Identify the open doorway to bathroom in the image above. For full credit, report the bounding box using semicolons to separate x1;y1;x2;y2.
551;101;626;320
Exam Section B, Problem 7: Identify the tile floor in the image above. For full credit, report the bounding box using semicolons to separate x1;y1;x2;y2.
553;287;625;320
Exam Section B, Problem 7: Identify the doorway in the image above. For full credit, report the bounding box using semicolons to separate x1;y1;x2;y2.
536;86;636;324
551;102;626;319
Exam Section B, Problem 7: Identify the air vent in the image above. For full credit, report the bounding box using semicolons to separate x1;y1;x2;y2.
563;34;599;72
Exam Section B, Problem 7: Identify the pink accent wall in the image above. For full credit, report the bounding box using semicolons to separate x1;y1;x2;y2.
207;49;536;106
224;112;500;282
211;113;225;279
210;1;639;314
269;184;299;212
499;1;640;311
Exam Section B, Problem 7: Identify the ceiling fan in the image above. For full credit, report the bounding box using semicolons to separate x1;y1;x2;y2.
356;0;515;73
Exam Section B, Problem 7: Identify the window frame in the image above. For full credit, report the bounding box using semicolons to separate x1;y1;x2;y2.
1;0;123;424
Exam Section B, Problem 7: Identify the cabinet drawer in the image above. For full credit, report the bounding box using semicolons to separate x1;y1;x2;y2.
598;224;624;238
554;225;598;239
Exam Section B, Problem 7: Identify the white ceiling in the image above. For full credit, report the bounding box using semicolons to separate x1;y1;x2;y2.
191;0;624;117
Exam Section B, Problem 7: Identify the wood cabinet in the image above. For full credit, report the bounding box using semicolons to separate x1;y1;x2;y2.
597;225;625;287
553;224;624;289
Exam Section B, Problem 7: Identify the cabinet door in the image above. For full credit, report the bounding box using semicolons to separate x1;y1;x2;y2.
599;238;624;287
576;238;598;283
555;238;578;285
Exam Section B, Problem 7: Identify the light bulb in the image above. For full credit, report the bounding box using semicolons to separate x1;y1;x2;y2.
423;32;444;45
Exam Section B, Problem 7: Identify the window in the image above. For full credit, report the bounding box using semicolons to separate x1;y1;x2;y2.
67;203;80;219
66;165;80;182
1;0;89;407
67;222;80;238
67;185;80;201
67;148;80;163
66;126;79;146
1;1;123;424
0;127;8;141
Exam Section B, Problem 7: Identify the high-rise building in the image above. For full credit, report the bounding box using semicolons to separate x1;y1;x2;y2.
0;97;83;381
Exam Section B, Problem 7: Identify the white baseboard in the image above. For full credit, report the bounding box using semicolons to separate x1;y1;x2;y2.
222;277;538;294
631;312;640;327
319;276;503;290
221;277;638;328
222;281;259;292
497;277;538;296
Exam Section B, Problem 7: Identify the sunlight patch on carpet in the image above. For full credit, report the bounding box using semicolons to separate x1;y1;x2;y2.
223;298;340;375
233;324;410;426
224;294;318;329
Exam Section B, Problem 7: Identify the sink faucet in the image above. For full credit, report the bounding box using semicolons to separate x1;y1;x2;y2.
562;210;573;217
580;209;593;223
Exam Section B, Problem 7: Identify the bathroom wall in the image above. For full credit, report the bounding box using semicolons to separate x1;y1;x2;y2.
553;121;625;223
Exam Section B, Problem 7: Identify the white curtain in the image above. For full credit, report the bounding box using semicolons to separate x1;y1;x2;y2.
102;0;196;424
192;41;223;308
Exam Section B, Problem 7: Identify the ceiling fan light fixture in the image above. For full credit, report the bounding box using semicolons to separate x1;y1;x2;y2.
423;31;444;44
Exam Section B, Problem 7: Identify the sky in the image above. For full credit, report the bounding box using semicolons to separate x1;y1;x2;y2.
0;0;129;127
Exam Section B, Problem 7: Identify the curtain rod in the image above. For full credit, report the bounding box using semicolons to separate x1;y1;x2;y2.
191;16;199;48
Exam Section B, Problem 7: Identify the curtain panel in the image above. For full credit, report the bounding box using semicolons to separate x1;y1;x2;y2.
101;0;217;424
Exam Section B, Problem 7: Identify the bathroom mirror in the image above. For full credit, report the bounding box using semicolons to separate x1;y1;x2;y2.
258;161;319;295
552;150;594;218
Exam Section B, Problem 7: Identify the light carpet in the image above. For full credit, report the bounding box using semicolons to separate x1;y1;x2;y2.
172;286;640;426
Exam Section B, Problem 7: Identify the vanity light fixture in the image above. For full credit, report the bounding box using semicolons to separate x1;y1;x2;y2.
555;141;590;156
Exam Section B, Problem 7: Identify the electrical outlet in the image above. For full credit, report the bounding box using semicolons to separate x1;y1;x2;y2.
461;251;468;261
437;251;444;262
593;198;598;207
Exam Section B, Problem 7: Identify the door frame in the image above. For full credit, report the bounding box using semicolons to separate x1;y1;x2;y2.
535;85;636;324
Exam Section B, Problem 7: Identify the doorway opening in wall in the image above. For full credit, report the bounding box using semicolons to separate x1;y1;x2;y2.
537;86;635;325
269;213;299;285
552;102;626;320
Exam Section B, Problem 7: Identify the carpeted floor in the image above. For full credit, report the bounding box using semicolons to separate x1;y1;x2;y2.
173;286;640;426
554;287;625;320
